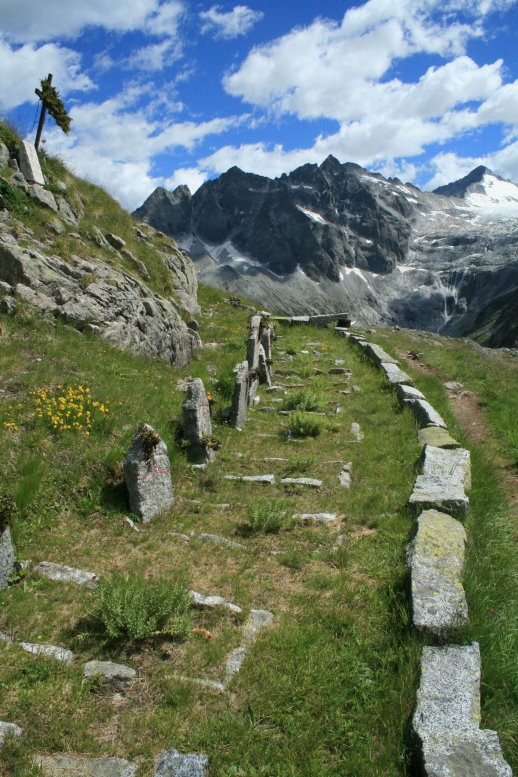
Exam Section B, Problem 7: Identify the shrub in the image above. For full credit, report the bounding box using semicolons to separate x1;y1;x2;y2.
247;499;293;534
282;390;324;413
288;412;324;438
95;571;191;641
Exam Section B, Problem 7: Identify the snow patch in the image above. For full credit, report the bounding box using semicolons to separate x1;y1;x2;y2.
465;174;518;215
296;205;328;225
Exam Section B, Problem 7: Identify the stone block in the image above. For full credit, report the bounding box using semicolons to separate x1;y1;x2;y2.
28;184;58;211
421;445;471;489
230;360;248;429
20;642;73;662
409;510;468;634
123;424;174;523
418;426;460;449
396;384;425;403
412;643;512;776
18;140;45;185
281;477;322;488
380;362;412;385
364;343;398;365
403;398;447;428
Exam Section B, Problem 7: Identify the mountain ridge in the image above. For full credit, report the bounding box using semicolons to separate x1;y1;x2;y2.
133;158;518;347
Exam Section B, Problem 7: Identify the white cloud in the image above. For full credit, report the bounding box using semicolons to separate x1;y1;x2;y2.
163;167;208;192
126;39;182;71
41;88;247;208
0;38;94;112
1;0;183;43
426;140;518;189
199;5;263;40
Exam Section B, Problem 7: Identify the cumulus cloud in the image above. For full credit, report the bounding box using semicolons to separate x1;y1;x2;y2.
42;88;247;208
163;167;209;192
199;5;264;40
426;140;518;189
0;38;94;112
1;0;184;43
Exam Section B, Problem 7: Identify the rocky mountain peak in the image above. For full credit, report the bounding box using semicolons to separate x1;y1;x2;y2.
433;165;495;197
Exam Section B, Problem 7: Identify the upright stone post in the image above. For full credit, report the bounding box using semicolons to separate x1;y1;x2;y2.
230;361;249;429
123;424;174;523
258;344;272;387
0;521;15;591
247;315;261;371
182;378;215;464
260;324;271;361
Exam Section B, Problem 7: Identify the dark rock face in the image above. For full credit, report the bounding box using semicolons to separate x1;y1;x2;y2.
134;159;518;347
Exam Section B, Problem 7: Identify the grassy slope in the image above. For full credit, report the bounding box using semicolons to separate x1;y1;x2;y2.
1;291;427;776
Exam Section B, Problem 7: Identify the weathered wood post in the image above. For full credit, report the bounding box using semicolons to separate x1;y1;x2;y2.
35;73;52;151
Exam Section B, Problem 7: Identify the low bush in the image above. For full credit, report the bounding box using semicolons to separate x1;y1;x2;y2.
247;498;293;534
282;390;325;412
289;412;324;437
95;571;191;641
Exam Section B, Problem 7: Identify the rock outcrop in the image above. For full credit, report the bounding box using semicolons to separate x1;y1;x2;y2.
0;139;200;366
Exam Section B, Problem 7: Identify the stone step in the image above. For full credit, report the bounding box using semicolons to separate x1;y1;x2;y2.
412;643;512;776
34;561;98;588
189;590;242;614
83;660;137;684
34;754;137;776
281;477;322;488
408;510;468;634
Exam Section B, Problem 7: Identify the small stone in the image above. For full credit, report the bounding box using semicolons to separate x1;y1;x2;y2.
123;424;174;523
338;469;352;488
198;533;246;550
83;660;136;683
224;474;275;484
225;646;247;681
0;721;22;747
35;754;137;776
281;477;322;488
167;532;190;543
34;561;97;588
154;748;208;777
28;185;58;211
105;232;126;250
296;513;338;524
242;609;274;643
189;590;242;614
19;642;73;663
173;675;225;693
351;422;364;441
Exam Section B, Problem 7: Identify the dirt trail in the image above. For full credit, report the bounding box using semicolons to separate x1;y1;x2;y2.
397;348;518;518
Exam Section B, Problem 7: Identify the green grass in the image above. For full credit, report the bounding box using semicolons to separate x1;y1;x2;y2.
2;229;518;775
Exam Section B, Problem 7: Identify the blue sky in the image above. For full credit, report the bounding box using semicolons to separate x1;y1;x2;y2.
1;0;518;210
